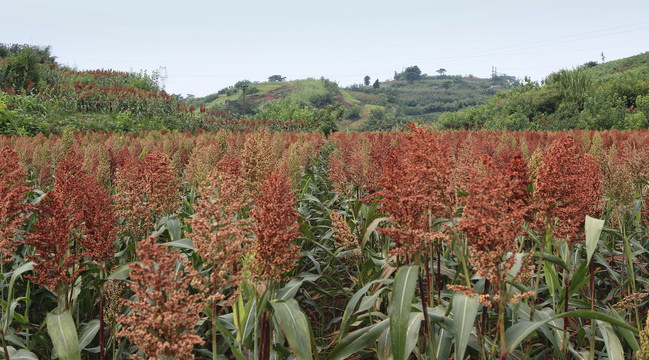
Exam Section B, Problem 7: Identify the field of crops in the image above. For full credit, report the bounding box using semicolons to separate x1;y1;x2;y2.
2;127;649;359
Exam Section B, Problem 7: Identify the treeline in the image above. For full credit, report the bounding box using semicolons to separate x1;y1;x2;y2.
437;52;649;130
346;71;519;130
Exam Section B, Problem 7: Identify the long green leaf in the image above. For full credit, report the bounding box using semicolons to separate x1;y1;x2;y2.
404;312;423;359
610;309;640;351
435;327;453;360
270;299;313;360
505;309;638;354
78;320;100;349
376;327;390;360
327;319;389;360
505;320;545;355
47;311;81;360
5;261;33;331
559;310;638;333
452;293;479;360
375;313;423;360
356;287;391;314
390;265;419;360
541;253;568;269
597;320;624;360
544;260;560;297
337;279;392;341
585;216;604;263
213;317;246;360
163;216;182;241
107;263;132;280
162;238;195;250
361;216;390;248
275;273;320;301
6;347;39;360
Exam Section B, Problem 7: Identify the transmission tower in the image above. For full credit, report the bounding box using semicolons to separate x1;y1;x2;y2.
158;66;168;91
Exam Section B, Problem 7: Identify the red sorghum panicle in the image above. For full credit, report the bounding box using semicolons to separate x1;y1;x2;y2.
117;236;204;360
78;181;118;263
115;152;179;235
26;152;113;291
378;125;455;257
328;132;372;198
458;152;534;306
190;155;251;304
0;146;32;263
251;170;301;282
534;135;603;245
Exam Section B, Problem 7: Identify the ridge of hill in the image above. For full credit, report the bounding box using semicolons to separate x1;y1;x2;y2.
187;72;519;131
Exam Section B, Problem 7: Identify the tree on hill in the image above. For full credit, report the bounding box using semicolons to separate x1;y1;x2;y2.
404;66;422;83
268;75;286;82
436;68;447;75
373;79;380;89
364;75;371;86
1;47;45;92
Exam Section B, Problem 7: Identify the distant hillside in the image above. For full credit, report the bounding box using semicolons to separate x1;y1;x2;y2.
1;44;317;135
187;70;519;131
436;52;649;130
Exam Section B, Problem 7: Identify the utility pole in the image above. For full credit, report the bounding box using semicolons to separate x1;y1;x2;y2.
241;85;248;119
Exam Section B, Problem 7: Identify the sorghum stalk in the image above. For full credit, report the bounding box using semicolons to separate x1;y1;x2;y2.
563;244;572;356
99;286;104;360
0;327;9;360
622;225;641;330
589;258;595;360
498;276;507;360
479;279;490;360
526;238;545;358
418;270;432;356
212;273;218;360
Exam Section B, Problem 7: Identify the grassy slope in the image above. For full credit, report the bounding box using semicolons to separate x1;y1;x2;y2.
190;75;503;129
587;51;649;77
435;52;649;130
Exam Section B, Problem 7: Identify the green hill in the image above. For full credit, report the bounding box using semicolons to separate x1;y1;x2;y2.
436;52;649;130
187;70;519;131
4;43;648;134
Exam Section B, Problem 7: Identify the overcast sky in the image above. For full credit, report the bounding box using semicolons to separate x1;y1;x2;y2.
3;0;649;97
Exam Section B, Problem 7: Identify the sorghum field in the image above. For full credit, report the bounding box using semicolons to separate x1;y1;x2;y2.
2;126;649;360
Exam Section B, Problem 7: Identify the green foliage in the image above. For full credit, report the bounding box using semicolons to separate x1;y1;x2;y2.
254;98;316;125
46;311;81;360
114;111;136;133
438;52;649;130
1;47;45;92
403;66;422;83
268;75;286;82
345;105;361;120
315;105;342;136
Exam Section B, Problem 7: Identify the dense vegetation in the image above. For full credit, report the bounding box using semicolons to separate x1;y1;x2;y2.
186;70;518;131
0;44;323;136
2;128;649;359
437;52;649;131
3;43;649;360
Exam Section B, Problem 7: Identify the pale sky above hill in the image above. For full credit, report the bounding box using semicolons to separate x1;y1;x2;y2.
3;0;649;97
